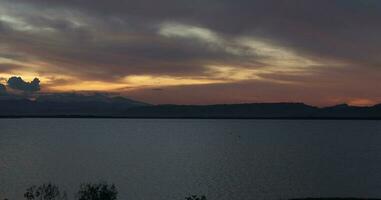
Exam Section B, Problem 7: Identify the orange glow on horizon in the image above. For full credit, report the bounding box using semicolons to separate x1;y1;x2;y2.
347;99;377;107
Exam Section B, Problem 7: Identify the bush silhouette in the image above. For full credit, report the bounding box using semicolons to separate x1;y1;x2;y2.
185;195;207;200
76;182;117;200
20;182;205;200
24;183;67;200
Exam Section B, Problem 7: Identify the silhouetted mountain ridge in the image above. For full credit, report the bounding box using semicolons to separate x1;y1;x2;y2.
0;93;149;116
0;95;381;118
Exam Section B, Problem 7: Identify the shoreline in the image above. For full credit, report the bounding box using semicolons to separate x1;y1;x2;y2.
1;116;381;120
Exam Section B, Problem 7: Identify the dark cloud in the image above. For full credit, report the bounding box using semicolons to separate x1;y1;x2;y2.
0;19;260;81
0;0;381;105
0;84;6;94
2;0;381;78
0;64;25;73
7;76;41;92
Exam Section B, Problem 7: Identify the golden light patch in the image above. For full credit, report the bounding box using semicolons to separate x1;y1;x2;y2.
48;71;250;92
348;99;376;107
49;81;127;92
124;75;224;88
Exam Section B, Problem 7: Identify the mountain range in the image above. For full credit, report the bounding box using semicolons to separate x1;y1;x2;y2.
1;93;381;119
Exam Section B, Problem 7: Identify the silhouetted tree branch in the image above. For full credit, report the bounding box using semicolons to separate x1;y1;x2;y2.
24;183;67;200
76;182;117;200
185;195;207;200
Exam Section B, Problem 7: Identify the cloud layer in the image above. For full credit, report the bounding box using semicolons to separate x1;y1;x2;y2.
0;0;381;105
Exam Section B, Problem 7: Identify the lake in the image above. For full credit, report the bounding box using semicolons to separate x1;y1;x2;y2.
1;119;381;200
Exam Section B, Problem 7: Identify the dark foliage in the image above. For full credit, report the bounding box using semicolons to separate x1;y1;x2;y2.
290;199;381;200
76;182;117;200
24;183;67;200
185;195;207;200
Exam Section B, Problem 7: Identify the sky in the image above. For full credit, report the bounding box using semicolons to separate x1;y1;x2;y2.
0;0;380;106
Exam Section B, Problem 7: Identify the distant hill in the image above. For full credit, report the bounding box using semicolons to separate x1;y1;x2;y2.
0;94;381;119
121;103;381;119
0;93;149;117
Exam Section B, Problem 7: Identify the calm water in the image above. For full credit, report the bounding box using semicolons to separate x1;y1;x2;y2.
1;119;381;200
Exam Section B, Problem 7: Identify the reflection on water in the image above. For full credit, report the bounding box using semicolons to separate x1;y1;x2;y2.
1;119;381;200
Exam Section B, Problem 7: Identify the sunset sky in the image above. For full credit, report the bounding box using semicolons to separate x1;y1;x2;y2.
0;0;381;106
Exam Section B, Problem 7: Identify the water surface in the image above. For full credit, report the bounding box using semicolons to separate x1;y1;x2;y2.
1;119;381;200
